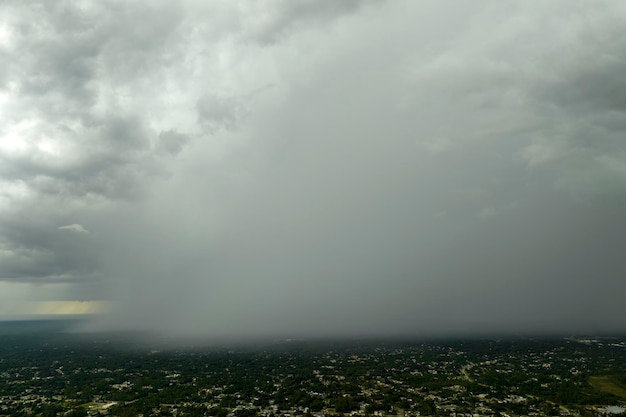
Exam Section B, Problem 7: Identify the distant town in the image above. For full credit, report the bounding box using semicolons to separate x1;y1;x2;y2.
0;324;625;417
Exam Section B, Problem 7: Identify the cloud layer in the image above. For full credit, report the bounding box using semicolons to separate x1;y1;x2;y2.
1;1;626;336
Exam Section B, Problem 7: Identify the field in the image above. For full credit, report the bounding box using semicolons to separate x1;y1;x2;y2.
590;376;626;400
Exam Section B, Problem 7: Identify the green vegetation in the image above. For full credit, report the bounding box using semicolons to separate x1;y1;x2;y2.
0;331;625;417
590;376;626;400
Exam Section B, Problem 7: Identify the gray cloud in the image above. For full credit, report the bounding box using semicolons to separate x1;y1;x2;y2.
197;94;247;133
0;214;98;282
1;1;626;337
0;0;189;286
242;0;383;45
157;130;191;156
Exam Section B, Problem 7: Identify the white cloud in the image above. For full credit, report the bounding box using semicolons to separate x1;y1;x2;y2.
58;224;89;234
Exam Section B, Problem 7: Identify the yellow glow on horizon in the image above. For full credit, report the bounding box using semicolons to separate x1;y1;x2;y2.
32;301;110;315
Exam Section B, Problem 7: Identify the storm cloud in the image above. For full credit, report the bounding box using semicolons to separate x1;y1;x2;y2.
1;0;625;336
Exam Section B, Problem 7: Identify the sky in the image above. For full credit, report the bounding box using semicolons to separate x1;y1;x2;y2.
1;0;626;337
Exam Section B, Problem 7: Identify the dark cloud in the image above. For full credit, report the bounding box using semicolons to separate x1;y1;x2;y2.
0;215;98;283
157;130;191;156
1;1;626;336
0;1;189;286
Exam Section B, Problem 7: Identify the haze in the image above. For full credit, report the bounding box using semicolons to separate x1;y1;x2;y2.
1;1;625;338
